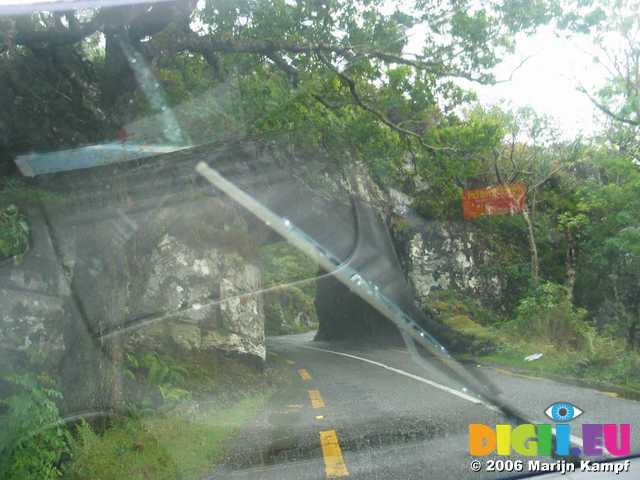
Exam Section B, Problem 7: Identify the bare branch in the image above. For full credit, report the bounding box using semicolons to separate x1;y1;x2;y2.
311;94;340;111
493;54;534;84
530;162;566;191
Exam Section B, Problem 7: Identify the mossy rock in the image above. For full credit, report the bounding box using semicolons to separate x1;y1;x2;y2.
424;290;498;355
426;289;496;326
438;314;497;355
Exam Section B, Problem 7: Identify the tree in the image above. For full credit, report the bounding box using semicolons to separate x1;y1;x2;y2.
563;145;640;349
0;0;557;170
559;0;640;130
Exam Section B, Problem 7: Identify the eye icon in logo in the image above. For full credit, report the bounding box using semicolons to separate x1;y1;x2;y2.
545;402;583;422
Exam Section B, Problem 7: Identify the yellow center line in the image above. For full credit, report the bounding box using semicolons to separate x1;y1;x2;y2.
320;430;349;478
298;368;312;381
600;391;619;398
308;389;325;409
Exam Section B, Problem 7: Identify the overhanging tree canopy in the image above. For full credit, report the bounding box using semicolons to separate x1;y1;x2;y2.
1;0;557;169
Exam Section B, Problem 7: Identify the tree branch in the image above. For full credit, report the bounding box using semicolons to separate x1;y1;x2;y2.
315;50;450;151
265;52;299;87
145;31;492;83
15;15;102;47
579;85;640;126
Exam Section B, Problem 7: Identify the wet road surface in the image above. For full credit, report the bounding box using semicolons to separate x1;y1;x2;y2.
206;332;640;480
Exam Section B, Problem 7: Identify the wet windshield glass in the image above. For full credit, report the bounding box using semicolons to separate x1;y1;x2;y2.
1;1;640;479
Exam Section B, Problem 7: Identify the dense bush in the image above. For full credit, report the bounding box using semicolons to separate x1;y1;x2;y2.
510;282;591;349
0;373;71;479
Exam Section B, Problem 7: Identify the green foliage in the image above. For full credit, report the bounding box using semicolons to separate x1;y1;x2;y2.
259;241;319;335
264;287;318;335
0;373;71;480
125;352;188;387
425;290;498;354
568;151;640;345
259;241;319;295
67;385;274;480
67;419;179;480
1;0;558;186
0;204;29;261
124;352;191;411
478;327;640;393
510;281;591;349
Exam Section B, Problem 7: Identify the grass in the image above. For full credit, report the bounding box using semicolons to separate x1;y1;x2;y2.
427;289;640;396
65;350;292;480
66;351;292;480
66;394;270;480
449;323;640;397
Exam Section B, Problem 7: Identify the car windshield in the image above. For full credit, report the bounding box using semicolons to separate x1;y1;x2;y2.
1;1;640;479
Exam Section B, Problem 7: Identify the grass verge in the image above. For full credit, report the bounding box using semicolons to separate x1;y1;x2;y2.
427;289;640;398
66;394;271;480
65;352;293;480
470;339;640;399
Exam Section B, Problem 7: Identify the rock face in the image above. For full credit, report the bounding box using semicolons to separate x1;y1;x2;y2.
0;144;270;410
120;199;265;360
0;205;67;369
1;138;397;406
390;215;503;311
313;160;505;344
1;136;507;392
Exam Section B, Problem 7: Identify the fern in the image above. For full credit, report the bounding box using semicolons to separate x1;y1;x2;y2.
124;351;194;409
0;374;71;480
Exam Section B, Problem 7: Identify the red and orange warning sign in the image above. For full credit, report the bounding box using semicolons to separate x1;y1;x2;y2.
462;183;526;220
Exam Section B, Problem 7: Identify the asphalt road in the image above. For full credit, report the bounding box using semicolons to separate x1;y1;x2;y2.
206;332;640;480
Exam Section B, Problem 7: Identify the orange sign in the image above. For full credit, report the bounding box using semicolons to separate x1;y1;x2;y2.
462;183;526;220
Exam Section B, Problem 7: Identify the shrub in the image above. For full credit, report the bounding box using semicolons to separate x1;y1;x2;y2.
510;282;591;349
0;373;71;479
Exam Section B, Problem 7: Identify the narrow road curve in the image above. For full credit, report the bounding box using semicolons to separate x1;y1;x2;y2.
207;332;640;480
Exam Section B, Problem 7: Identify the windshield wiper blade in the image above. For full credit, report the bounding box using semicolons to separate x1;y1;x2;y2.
195;160;537;428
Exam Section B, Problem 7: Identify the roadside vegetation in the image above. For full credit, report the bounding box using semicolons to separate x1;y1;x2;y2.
66;393;271;480
427;283;640;396
0;204;29;261
259;242;319;335
0;353;290;480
